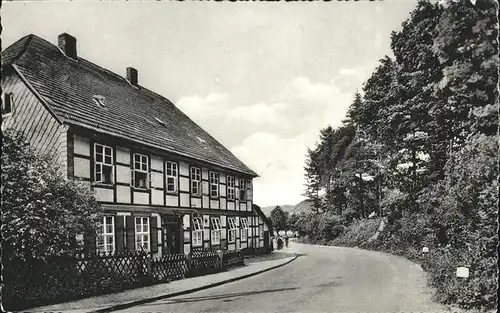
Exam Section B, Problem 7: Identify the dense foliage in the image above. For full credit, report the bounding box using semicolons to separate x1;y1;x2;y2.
301;0;498;310
1;130;101;261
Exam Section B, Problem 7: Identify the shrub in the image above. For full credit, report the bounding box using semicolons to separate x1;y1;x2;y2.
1;130;101;261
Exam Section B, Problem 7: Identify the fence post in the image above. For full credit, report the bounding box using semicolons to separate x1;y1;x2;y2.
217;250;224;270
186;252;192;276
146;253;152;277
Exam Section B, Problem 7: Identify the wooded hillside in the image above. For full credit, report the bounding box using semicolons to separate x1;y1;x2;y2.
298;0;498;310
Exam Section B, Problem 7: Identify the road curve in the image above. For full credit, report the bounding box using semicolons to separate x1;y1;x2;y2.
116;243;446;313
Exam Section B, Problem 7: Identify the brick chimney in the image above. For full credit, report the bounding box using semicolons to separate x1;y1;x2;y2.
58;33;77;59
126;67;138;86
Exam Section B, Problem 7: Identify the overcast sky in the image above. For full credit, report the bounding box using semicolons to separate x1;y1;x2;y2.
2;1;417;207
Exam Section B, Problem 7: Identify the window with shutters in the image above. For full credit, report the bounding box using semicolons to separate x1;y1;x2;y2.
239;179;247;201
1;93;13;115
135;217;150;251
166;161;178;193
210;171;219;198
94;144;114;185
192;217;203;246
240;218;248;241
191;167;201;196
227;176;235;200
211;217;221;245
97;216;115;254
132;153;149;189
228;217;237;243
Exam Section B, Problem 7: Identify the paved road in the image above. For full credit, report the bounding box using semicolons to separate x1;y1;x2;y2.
116;243;446;313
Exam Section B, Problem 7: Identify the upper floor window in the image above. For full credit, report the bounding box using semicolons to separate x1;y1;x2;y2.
192;217;203;247
132;153;149;189
97;216;115;254
227;176;235;200
94;143;113;184
228;217;237;243
1;93;13;115
239;179;247;201
191;167;201;196
166;161;178;193
211;217;221;245
135;217;150;251
210;171;219;198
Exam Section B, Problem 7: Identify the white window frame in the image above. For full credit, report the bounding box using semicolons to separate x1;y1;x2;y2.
165;161;178;193
192;217;203;247
211;217;221;245
227;176;235;200
135;217;150;251
228;217;237;243
239;179;247;201
94;143;114;185
259;225;264;239
209;171;219;198
97;216;115;254
240;218;248;242
132;153;149;189
191;167;202;196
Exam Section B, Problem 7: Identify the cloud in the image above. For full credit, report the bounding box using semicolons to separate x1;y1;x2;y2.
176;71;367;206
231;132;308;206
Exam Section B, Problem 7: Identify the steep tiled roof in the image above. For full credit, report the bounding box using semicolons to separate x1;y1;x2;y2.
2;35;257;177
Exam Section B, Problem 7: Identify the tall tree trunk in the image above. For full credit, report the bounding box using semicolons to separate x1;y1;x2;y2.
358;173;365;218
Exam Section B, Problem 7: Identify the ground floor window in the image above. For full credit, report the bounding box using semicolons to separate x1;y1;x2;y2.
228;217;237;243
97;216;115;254
211;217;221;245
240;218;248;241
135;217;150;251
192;217;203;247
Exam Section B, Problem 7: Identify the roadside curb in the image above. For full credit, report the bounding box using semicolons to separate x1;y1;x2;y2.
90;254;298;313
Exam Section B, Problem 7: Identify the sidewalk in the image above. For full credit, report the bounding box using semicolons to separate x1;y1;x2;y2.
28;251;297;313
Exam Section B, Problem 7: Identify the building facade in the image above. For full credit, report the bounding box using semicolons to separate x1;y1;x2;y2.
1;33;269;257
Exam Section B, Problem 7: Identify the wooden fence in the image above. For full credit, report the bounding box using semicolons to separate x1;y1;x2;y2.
3;249;243;312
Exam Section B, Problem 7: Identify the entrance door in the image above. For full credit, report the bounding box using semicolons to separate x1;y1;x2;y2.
161;215;182;255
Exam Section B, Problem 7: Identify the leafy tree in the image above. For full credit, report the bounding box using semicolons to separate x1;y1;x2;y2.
1;130;101;261
287;213;299;232
432;0;498;141
269;206;289;235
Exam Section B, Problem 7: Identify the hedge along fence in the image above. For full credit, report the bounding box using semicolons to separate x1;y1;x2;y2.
3;249;244;312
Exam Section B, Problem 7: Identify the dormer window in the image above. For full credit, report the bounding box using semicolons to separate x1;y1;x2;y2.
93;95;106;108
94;143;113;184
132;153;149;189
2;93;13;115
154;117;165;126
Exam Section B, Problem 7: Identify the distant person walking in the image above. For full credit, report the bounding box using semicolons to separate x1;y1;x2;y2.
285;235;289;248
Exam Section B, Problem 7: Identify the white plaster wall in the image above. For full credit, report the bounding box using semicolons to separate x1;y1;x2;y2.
74;157;90;179
74;135;90;156
116;185;131;203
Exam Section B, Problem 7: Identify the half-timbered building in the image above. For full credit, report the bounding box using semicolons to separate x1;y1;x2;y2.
1;33;270;257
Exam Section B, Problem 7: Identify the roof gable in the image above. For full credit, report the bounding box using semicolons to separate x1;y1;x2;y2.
2;35;257;177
